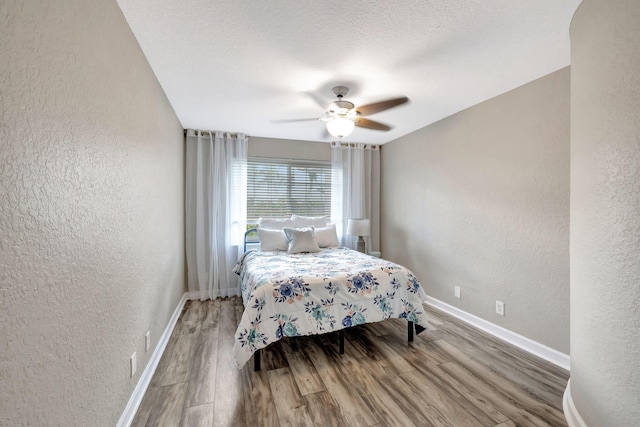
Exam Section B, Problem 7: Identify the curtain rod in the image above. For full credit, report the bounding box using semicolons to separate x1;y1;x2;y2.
330;141;380;150
184;130;378;149
183;129;250;137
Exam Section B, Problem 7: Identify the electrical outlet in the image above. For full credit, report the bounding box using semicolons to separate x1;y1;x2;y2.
145;331;151;353
130;352;137;377
496;300;505;316
454;286;461;298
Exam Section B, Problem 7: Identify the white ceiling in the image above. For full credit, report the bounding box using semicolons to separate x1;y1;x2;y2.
116;0;581;144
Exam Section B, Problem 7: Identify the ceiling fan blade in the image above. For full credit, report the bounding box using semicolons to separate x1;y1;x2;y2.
356;96;409;116
271;118;320;123
303;91;329;109
355;118;392;131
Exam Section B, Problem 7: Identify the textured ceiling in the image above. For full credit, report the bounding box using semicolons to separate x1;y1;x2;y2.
116;0;581;144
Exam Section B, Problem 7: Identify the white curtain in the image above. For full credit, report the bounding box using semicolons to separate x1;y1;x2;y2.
185;130;247;300
331;141;380;252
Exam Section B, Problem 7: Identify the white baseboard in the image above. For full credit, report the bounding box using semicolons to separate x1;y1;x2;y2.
563;379;587;427
117;292;188;427
425;296;570;371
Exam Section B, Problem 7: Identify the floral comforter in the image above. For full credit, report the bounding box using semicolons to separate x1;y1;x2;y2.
232;247;428;368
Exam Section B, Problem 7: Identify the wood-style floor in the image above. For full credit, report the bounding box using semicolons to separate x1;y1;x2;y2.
132;297;569;427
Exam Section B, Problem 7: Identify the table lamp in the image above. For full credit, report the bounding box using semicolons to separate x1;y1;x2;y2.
347;218;370;253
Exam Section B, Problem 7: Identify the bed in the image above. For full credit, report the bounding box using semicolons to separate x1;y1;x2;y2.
232;222;428;370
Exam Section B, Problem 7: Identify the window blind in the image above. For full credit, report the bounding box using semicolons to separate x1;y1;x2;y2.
247;157;332;220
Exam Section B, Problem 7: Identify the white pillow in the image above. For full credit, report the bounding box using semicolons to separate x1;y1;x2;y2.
313;224;340;248
259;217;294;230
283;227;320;254
257;228;288;251
292;214;327;228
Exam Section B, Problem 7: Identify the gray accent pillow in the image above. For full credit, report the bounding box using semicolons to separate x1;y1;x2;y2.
283;227;321;253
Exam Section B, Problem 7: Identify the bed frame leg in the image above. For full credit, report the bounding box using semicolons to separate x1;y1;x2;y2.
339;330;345;354
408;321;414;342
254;349;261;372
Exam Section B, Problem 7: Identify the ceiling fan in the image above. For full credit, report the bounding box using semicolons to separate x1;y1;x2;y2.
275;86;409;138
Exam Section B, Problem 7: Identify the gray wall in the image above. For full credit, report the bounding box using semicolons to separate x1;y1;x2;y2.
0;1;185;426
381;68;570;353
569;1;640;425
249;137;330;161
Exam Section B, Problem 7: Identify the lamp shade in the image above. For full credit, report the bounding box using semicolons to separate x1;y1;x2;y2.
347;218;370;237
326;117;355;138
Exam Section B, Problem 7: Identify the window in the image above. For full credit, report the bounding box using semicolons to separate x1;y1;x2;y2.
247;157;332;223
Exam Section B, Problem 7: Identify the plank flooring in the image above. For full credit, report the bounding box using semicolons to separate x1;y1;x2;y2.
132;298;569;427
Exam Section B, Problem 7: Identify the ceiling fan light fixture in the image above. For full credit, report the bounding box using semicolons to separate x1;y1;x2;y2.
326;117;355;138
274;86;408;138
